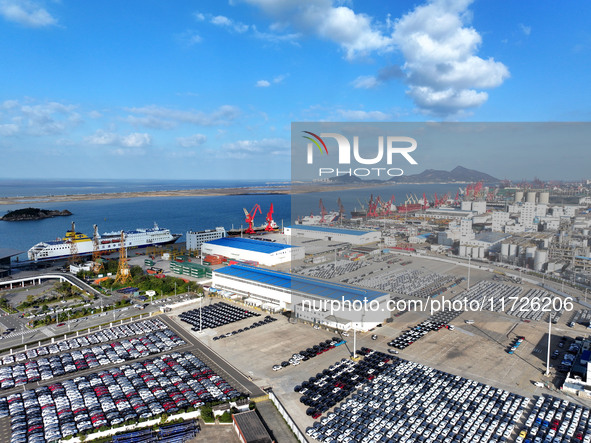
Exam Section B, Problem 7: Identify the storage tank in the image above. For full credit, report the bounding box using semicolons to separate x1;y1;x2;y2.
501;243;510;257
509;244;517;257
459;245;467;257
478;247;485;258
534;249;548;271
526;246;537;259
526;191;537;203
514;191;524;203
539;191;550;205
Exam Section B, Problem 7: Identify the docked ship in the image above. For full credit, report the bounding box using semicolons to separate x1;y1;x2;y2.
28;222;181;261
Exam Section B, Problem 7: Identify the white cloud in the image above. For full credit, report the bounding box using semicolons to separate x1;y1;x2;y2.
210;14;249;33
392;0;509;116
216;137;289;159
176;30;202;46
194;12;205;21
351;75;380;89
85;130;152;148
239;0;393;59
336;109;390;121
177;134;207;148
121;133;151;148
0;0;57;27
519;23;531;36
256;74;287;88
0;99;80;136
0;123;18;136
273;74;287;83
85;130;120;146
124;105;241;127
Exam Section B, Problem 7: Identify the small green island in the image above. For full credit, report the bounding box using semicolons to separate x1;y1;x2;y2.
1;207;72;221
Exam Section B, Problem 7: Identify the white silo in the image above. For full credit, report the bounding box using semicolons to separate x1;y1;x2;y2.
514;190;524;202
501;243;510;257
478;247;485;258
534;249;548;271
459;245;467;257
539;191;550;205
526;246;537;259
509;244;518;257
526;191;537;203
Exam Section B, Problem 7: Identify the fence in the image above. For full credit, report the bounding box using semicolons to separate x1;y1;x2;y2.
267;390;308;443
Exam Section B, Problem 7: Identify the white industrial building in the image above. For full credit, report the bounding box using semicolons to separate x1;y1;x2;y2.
459;232;511;258
284;225;380;245
212;265;390;331
186;227;226;250
201;237;304;266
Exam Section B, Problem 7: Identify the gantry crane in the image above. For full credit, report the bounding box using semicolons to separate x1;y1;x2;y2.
319;199;327;222
92;224;103;274
114;231;131;284
265;203;277;231
243;204;261;234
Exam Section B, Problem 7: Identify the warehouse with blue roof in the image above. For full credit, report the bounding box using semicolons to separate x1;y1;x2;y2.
284;225;380;245
201;237;304;266
212;264;391;331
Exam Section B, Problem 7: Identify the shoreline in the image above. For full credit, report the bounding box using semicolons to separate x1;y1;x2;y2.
0;183;398;205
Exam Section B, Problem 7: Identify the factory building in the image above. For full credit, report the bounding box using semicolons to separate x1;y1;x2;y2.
422;208;474;220
492;212;511;232
284;225;380;245
212;265;390;331
201;237;303;266
186;227;226;250
458;232;511;258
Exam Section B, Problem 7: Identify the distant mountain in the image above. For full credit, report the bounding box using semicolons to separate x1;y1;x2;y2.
390;166;499;183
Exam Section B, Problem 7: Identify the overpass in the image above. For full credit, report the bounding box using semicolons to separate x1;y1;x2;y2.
0;272;102;297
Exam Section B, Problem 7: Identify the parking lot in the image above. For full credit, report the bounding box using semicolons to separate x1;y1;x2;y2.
176;293;591;440
0;350;241;442
0;312;261;443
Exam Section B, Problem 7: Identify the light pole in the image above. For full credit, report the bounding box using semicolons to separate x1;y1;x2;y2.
467;256;471;291
546;311;552;376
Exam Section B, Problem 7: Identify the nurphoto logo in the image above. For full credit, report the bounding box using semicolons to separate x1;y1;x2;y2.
302;130;418;178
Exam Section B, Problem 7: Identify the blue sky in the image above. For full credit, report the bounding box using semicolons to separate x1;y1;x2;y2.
0;0;589;180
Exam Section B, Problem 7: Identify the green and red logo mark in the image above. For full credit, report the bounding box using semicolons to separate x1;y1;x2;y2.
302;131;328;155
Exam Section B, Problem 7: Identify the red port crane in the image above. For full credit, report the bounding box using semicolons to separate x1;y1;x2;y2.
265;203;275;231
367;194;378;217
337;197;345;222
243;204;261;234
319;199;327;222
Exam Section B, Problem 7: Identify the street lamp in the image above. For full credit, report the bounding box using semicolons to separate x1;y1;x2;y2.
467;256;471;291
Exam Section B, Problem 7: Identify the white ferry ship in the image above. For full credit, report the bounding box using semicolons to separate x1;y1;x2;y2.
28;222;181;261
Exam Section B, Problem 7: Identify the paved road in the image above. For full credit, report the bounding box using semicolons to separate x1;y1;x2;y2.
161;315;265;397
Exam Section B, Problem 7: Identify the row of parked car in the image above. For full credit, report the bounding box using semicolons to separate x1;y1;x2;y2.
306;357;530;443
388;310;461;350
0;318;168;366
295;348;392;419
213;315;277;340
0;351;241;443
519;394;591;443
0;328;185;389
507;336;525;355
179;302;259;331
273;338;347;371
